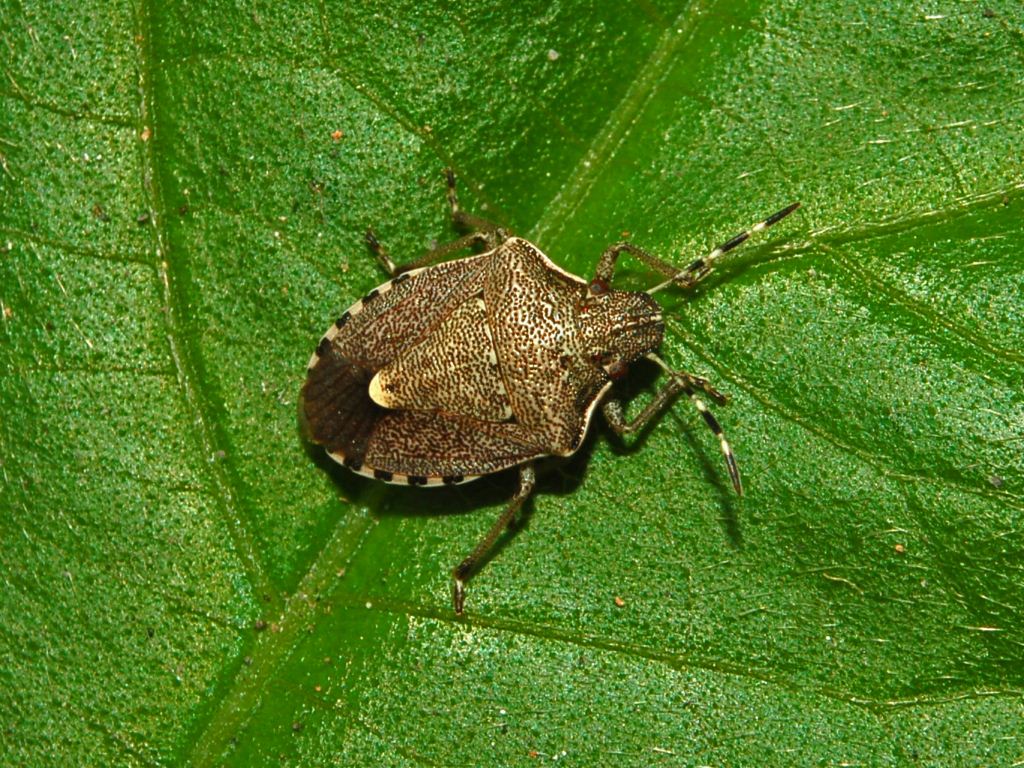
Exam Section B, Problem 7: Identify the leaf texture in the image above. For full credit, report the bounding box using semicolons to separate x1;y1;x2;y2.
1;1;1022;765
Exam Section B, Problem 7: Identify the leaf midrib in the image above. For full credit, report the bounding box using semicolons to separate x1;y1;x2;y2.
529;0;712;244
130;0;276;662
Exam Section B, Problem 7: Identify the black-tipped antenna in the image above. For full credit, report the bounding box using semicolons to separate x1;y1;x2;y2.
646;353;743;495
648;202;801;295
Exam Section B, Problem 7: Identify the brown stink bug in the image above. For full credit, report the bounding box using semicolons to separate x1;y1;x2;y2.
300;170;799;614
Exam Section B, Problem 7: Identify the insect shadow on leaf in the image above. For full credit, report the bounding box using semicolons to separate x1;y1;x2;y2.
300;169;798;614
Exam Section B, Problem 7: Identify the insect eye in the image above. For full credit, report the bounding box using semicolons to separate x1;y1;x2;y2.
588;278;609;296
606;360;627;379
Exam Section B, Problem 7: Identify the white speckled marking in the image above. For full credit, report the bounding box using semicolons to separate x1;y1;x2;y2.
306;268;427;371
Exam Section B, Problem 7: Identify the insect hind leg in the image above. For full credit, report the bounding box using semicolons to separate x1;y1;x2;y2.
365;228;399;276
364;169;510;277
445;168;505;245
452;462;536;614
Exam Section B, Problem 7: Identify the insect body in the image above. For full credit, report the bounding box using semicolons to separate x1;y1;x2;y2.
300;170;799;613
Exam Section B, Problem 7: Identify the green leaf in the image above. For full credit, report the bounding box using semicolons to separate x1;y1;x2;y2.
2;0;1022;765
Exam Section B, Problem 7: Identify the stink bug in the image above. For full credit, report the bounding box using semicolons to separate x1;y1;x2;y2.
300;170;799;613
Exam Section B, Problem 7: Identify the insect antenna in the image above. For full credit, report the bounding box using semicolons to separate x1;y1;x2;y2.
647;202;801;295
646;353;743;495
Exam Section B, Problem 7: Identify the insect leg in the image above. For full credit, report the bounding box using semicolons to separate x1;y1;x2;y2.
603;355;742;495
601;377;688;437
364;228;399;275
647;202;800;295
444;167;504;243
363;170;511;277
594;241;681;287
452;462;536;614
364;228;495;276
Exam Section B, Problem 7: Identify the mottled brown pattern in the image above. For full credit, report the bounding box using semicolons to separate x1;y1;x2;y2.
485;238;659;455
485;239;593;452
301;236;664;478
302;172;798;612
364;411;540;477
334;255;489;371
373;297;512;421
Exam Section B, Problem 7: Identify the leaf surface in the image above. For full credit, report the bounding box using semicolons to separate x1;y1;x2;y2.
2;1;1022;765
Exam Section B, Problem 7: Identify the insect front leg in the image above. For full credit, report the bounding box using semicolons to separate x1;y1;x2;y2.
452;462;536;614
603;361;742;495
601;376;688;437
595;202;801;294
592;242;680;290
